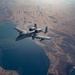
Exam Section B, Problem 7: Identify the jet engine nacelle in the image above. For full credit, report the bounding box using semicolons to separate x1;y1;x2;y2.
29;27;36;31
35;29;42;33
29;23;37;31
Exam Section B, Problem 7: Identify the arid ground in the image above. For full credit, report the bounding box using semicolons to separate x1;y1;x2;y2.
0;0;75;75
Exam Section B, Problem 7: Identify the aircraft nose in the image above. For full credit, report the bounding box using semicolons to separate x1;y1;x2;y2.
16;38;19;41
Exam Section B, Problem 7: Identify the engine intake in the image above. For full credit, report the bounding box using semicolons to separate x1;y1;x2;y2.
29;27;36;31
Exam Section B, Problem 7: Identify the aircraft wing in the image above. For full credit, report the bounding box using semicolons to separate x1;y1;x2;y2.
16;34;27;41
34;35;51;41
14;27;27;33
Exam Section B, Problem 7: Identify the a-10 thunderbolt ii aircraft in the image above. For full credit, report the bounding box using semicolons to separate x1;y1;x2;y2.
14;24;51;41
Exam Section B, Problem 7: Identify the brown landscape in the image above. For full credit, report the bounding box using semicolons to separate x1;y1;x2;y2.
0;0;75;75
0;67;18;75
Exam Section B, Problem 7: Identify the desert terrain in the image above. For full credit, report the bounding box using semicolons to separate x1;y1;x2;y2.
0;0;75;75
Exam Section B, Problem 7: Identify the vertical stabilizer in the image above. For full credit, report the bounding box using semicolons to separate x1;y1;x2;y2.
34;24;37;29
45;26;48;33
